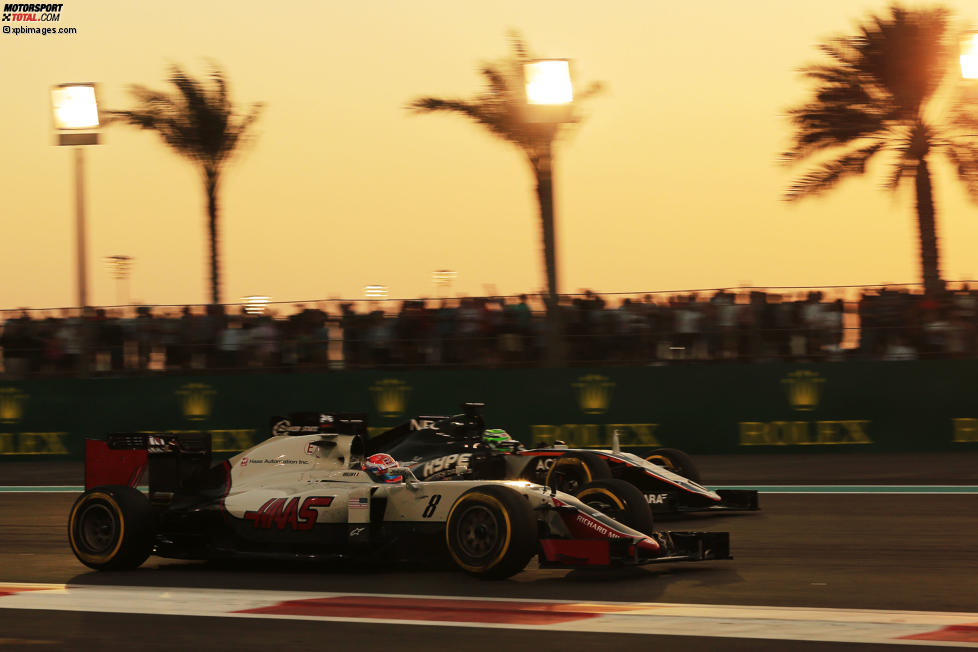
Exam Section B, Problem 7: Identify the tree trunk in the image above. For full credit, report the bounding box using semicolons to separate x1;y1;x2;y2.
914;156;943;297
205;168;221;305
533;142;564;366
534;143;558;303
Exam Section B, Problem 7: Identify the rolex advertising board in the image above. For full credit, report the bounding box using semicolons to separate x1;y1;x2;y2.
1;360;977;459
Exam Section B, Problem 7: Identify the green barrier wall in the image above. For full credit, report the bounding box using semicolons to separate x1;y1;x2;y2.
2;360;978;460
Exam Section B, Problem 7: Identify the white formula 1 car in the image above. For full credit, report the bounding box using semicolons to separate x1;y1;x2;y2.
70;414;731;579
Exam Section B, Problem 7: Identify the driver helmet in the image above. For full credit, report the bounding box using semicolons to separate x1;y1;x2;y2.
363;453;402;482
483;428;517;453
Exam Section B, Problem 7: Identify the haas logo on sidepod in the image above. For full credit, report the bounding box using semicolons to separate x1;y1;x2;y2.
243;496;334;530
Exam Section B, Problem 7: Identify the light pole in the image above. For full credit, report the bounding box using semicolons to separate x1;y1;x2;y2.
241;295;270;315
961;32;978;80
522;59;574;364
51;83;100;309
105;255;133;306
432;270;457;297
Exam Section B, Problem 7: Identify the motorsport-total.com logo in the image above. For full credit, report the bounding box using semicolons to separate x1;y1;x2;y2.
2;3;62;21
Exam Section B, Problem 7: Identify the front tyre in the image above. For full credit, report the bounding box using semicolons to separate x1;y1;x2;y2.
68;486;154;571
575;478;654;535
544;451;612;494
445;485;537;579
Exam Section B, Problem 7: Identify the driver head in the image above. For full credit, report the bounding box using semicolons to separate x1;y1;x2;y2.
482;428;518;452
363;453;403;483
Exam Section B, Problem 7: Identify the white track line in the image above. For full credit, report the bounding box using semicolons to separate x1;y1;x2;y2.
4;485;978;494
1;583;975;647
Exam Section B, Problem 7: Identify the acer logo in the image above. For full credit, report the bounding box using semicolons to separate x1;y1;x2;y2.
534;458;557;471
243;496;334;530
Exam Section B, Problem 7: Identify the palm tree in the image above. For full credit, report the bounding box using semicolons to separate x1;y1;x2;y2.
112;65;263;305
784;5;978;296
408;34;601;311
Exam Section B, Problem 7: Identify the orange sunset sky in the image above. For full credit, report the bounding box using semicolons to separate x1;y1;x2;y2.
4;0;978;311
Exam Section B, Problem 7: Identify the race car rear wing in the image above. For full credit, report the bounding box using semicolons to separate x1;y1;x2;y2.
84;432;211;493
270;413;368;437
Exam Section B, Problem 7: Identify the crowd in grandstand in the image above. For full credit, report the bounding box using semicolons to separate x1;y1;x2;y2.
1;284;976;376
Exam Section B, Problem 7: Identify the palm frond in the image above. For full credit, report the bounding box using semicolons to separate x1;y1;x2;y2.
575;81;604;101
784;5;958;195
785;141;885;200
883;157;914;191
852;5;950;116
943;141;978;202
112;64;262;171
783;103;888;161
407;34;603;166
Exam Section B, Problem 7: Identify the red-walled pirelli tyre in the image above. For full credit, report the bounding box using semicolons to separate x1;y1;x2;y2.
68;486;154;571
544;451;612;495
645;448;702;484
575;478;654;535
445;485;537;579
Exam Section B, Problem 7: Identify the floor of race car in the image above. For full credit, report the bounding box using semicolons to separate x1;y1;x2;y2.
1;452;976;651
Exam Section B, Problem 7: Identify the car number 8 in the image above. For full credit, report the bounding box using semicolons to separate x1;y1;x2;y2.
422;494;441;518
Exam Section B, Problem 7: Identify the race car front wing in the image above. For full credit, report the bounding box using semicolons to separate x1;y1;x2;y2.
538;530;731;568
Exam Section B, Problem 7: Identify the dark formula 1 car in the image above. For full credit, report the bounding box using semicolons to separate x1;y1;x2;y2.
69;414;731;580
357;404;758;527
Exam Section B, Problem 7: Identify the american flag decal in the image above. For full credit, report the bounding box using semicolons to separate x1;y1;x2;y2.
348;497;368;509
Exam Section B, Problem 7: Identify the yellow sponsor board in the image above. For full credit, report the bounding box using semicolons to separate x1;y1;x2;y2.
739;420;872;446
952;418;978;443
572;374;615;415
370;379;411;418
738;372;873;446
0;388;28;424
781;370;824;411
176;383;216;421
529;423;661;448
0;432;70;455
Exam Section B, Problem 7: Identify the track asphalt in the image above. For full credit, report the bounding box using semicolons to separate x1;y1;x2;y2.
1;452;976;650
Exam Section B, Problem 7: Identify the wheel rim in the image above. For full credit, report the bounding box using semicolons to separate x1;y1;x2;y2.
646;455;679;474
77;503;118;554
455;504;500;560
581;496;623;521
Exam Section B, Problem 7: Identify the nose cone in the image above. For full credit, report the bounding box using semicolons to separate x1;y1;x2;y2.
637;537;660;555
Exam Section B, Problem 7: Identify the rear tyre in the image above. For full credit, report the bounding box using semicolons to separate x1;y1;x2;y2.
445;485;537;579
575;478;654;535
68;485;154;571
645;448;702;483
544;451;612;494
